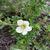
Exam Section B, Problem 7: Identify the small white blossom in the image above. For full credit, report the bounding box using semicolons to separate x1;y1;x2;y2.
16;20;32;35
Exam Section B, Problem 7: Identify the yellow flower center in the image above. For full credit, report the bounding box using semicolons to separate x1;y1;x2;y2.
21;24;26;29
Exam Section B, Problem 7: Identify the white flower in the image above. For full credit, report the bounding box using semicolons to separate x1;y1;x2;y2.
16;20;32;35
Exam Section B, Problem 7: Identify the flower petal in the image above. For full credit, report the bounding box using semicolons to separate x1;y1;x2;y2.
26;26;32;31
17;20;23;26
16;27;23;33
22;30;28;35
23;21;29;26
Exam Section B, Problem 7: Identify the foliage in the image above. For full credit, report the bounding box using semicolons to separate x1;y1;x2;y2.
0;0;50;50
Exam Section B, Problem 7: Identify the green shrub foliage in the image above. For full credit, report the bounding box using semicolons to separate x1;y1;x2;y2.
0;0;50;50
